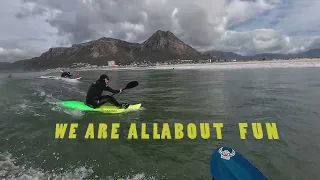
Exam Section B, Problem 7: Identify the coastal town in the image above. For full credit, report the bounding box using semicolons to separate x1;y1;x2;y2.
70;59;214;69
60;57;320;72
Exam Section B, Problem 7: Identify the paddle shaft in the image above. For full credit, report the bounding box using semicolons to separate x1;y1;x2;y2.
111;89;124;97
111;81;139;97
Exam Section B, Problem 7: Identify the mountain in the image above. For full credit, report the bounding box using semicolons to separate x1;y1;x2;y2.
250;53;288;60
134;30;207;62
295;49;320;58
2;30;210;71
204;51;246;61
3;30;320;72
205;49;320;61
5;38;141;70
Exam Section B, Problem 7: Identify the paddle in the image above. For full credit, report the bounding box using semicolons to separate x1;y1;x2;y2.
111;81;139;97
210;146;267;180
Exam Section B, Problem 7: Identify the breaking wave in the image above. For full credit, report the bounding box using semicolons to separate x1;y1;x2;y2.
0;152;158;180
38;76;82;83
0;152;93;180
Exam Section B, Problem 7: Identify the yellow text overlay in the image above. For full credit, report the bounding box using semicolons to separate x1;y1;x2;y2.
55;122;279;140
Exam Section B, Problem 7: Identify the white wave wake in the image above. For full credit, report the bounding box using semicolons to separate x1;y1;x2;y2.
38;76;81;83
0;152;93;180
0;152;158;180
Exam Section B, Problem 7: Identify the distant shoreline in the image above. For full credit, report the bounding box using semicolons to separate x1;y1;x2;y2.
2;58;320;74
67;58;320;72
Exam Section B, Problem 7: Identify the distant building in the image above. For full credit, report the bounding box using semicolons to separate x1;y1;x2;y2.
180;60;194;63
108;61;115;67
198;59;211;63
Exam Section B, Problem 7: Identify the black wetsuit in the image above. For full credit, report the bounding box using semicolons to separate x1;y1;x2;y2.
85;79;122;108
61;72;72;78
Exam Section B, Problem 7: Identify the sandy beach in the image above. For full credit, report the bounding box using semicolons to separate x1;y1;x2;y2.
147;58;320;70
65;58;320;72
37;58;320;73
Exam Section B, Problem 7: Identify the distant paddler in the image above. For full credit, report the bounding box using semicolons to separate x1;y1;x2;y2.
61;71;73;78
60;70;80;79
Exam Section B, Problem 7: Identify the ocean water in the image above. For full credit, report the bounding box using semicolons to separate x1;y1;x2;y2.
1;67;320;180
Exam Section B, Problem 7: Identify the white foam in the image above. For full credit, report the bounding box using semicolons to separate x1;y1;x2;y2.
5;91;58;117
51;106;85;118
0;152;93;180
0;153;159;180
4;85;86;118
43;93;60;105
110;173;157;180
39;92;46;97
38;76;81;83
8;100;35;116
10;102;46;117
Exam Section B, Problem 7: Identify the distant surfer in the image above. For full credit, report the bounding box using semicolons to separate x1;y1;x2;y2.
85;74;129;109
61;71;73;78
8;74;12;78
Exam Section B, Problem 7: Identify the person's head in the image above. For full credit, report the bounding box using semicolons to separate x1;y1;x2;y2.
99;74;109;84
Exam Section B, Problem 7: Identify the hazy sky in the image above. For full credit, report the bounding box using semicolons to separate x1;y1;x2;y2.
1;0;320;62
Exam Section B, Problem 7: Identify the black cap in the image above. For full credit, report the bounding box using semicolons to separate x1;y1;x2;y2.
99;74;109;80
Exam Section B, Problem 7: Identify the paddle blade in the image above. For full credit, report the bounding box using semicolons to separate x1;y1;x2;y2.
123;81;139;90
210;146;267;180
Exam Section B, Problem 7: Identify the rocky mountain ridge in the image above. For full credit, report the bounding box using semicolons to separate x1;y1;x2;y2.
1;30;210;71
205;49;320;61
1;29;320;71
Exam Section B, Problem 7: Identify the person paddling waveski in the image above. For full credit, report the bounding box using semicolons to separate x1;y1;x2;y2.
85;74;129;109
61;71;73;78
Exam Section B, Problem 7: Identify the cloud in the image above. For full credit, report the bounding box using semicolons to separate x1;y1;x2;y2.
0;0;319;62
0;38;54;62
